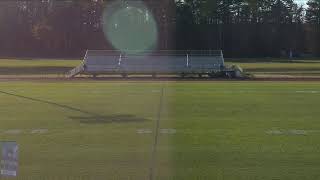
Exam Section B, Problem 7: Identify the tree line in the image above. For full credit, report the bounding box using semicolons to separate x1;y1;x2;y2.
0;0;319;58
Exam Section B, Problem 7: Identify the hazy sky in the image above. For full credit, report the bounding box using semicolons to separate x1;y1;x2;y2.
295;0;307;5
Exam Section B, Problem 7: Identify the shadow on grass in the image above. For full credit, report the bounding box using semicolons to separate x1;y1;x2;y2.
69;115;147;124
0;90;147;124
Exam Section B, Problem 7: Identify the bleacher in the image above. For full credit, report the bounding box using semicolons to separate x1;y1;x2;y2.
66;50;225;78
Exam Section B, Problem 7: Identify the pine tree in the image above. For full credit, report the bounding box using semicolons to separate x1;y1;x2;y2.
306;0;320;24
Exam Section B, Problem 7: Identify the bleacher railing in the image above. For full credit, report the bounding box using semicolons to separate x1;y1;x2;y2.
85;50;223;57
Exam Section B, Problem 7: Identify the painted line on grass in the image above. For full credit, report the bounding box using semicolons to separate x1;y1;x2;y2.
149;85;165;180
266;129;320;135
295;90;319;94
137;128;176;134
0;90;103;118
2;129;49;135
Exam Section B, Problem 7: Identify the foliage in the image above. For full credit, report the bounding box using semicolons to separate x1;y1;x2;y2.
0;0;319;57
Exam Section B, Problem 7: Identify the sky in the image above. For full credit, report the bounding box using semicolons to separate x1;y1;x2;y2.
295;0;307;6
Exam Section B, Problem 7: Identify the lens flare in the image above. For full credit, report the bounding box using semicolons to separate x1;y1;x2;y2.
102;1;158;54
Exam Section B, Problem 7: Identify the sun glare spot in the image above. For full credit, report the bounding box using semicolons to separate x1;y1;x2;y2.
102;0;158;54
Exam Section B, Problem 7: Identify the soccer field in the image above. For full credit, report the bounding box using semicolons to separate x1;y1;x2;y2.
1;81;320;179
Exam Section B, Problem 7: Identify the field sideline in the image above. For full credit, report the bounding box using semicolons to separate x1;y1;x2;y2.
0;81;320;179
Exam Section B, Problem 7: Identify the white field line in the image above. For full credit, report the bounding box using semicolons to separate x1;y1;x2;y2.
266;129;320;135
2;129;49;135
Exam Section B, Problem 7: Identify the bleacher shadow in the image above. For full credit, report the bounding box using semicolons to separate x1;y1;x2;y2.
69;115;147;124
0;90;147;124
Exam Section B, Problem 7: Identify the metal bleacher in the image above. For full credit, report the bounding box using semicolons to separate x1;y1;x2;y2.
66;50;225;78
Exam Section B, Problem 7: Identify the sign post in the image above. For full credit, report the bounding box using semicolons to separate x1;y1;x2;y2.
0;142;18;177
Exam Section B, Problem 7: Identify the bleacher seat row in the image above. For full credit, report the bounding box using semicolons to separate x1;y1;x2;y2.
67;50;225;77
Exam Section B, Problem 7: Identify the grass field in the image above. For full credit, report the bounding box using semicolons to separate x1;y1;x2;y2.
0;59;79;68
226;60;320;77
0;59;79;75
1;81;320;179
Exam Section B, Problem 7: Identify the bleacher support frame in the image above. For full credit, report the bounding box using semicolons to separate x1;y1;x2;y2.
67;50;235;78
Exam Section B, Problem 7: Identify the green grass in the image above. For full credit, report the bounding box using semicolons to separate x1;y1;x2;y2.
226;60;320;76
169;82;320;180
0;59;80;68
1;81;320;179
228;62;320;71
0;59;80;75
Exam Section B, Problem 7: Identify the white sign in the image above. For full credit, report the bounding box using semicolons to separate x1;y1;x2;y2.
0;142;18;177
